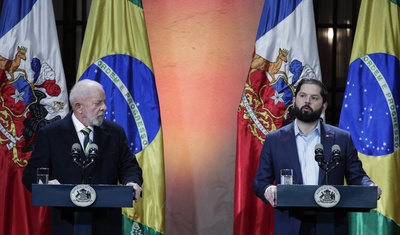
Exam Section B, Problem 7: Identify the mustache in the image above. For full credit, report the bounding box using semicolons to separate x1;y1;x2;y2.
301;104;312;111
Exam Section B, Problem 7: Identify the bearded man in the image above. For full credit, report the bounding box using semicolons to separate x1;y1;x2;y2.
252;78;381;235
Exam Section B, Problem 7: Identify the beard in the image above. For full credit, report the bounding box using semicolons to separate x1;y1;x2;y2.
293;103;323;123
92;115;104;126
85;110;105;126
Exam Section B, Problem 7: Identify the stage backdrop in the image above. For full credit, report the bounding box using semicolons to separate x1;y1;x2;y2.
142;0;263;234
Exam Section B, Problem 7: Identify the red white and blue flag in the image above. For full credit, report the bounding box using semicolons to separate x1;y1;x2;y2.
0;0;69;234
234;0;321;234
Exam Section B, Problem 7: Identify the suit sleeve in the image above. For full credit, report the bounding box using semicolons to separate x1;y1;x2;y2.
253;136;276;204
22;127;52;191
343;131;374;186
115;125;143;186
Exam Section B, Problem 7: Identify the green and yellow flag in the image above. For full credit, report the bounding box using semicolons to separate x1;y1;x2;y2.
76;0;165;234
339;0;400;234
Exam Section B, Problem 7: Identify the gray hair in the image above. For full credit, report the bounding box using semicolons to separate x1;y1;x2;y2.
69;79;104;105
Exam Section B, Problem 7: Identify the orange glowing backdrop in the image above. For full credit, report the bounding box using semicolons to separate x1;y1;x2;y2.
143;0;264;234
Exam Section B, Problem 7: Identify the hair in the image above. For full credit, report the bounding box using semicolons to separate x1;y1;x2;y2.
294;78;328;103
69;79;104;105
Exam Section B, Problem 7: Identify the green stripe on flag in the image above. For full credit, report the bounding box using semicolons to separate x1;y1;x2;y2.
123;216;163;235
129;0;143;8
390;0;399;7
349;211;400;235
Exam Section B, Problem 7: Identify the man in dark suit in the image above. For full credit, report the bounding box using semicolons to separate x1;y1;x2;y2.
22;79;143;235
252;78;382;235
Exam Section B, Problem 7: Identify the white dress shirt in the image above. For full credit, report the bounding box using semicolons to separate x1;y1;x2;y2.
72;113;94;148
294;119;321;185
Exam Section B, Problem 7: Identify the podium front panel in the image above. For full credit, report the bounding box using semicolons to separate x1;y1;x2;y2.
276;185;377;211
32;184;133;208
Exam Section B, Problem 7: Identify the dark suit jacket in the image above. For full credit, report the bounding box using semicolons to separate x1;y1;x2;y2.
252;120;374;235
22;112;143;235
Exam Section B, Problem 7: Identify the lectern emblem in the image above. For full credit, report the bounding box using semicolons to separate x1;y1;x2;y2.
70;184;97;207
314;185;340;208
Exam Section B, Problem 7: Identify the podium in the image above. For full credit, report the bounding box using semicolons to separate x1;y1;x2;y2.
32;184;133;235
276;185;377;235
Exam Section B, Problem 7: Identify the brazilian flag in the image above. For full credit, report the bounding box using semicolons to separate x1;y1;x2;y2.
339;0;400;234
76;0;165;234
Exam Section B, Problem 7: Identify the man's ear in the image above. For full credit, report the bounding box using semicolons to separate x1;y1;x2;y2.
322;102;328;113
74;102;83;114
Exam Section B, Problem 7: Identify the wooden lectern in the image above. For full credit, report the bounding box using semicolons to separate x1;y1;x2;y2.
276;185;377;235
32;184;133;235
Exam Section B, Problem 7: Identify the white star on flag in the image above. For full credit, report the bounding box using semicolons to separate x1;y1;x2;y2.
271;90;284;105
11;90;25;104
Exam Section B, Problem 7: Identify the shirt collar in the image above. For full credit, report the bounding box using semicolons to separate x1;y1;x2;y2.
72;113;93;133
294;119;321;137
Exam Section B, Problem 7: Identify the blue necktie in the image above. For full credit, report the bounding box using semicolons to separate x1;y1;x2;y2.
81;127;92;157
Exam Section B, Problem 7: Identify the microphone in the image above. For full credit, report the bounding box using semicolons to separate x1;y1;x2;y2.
317;144;342;185
331;144;341;163
314;144;324;165
85;143;98;168
71;143;83;167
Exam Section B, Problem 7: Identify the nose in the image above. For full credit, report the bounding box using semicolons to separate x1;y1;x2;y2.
305;96;311;104
100;103;107;111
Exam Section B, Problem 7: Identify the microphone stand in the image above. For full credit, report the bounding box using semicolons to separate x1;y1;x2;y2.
81;167;85;184
81;144;98;183
80;159;93;184
318;161;340;185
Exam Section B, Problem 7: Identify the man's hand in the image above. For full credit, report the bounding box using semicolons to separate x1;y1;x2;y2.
369;183;382;200
48;179;60;184
264;185;277;207
126;182;142;202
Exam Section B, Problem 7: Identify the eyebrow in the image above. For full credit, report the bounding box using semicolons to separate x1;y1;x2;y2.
299;91;320;96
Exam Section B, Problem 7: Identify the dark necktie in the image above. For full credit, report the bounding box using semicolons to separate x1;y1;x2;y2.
81;127;92;157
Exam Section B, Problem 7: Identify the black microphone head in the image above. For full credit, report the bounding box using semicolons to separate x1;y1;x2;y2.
72;143;81;151
88;143;98;161
71;143;81;157
332;144;341;162
88;143;98;152
315;144;324;153
314;144;324;163
332;144;340;152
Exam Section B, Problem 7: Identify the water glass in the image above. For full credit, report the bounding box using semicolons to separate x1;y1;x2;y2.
37;167;49;184
280;169;293;185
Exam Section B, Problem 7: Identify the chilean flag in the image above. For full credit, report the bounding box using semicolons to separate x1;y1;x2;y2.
234;0;321;234
0;1;69;235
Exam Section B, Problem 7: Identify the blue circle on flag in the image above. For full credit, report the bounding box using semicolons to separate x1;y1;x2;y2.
78;54;161;154
339;53;400;156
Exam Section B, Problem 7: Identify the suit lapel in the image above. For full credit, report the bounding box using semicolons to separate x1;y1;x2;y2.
59;113;84;160
93;125;110;160
281;122;303;184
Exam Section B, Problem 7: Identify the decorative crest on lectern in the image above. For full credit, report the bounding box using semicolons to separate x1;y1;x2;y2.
70;184;97;207
314;185;340;208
